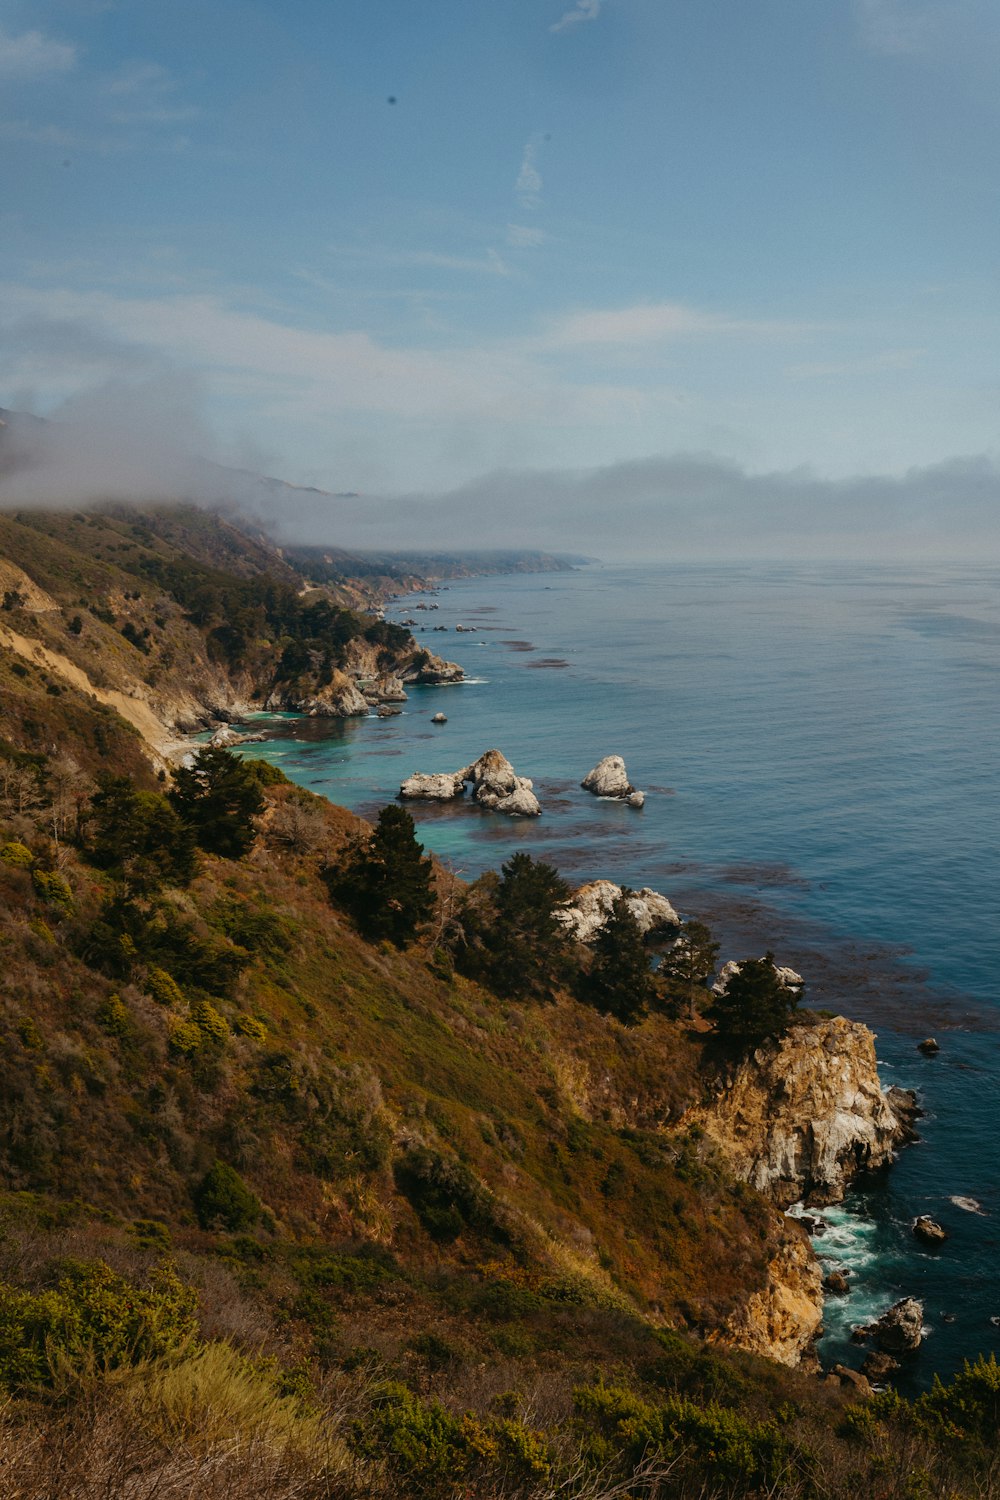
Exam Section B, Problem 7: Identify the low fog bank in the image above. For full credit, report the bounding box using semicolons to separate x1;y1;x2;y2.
266;453;1000;563
2;393;999;563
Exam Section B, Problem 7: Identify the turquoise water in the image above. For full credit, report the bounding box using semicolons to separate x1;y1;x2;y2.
238;563;1000;1388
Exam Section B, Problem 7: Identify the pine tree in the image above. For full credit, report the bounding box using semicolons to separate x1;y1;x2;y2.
580;892;656;1025
658;919;720;1020
324;803;435;947
168;747;264;860
488;851;573;1000
707;951;797;1048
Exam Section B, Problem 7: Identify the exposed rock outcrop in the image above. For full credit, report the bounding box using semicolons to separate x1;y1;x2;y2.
208;724;267;747
399;749;541;816
712;958;804;996
460;749;541;816
717;1223;823;1369
402;651;464;684
866;1298;924;1354
913;1215;948;1244
685;1017;914;1208
555;879;680;943
581;754;643;804
399;771;466;801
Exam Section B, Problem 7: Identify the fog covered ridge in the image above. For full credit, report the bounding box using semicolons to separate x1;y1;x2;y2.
2;396;999;562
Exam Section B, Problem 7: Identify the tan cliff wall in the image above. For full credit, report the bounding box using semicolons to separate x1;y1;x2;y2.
685;1017;913;1210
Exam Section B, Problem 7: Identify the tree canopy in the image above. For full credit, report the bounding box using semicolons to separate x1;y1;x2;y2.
168;747;265;860
324;803;435;947
707;951;797;1048
579;892;656;1026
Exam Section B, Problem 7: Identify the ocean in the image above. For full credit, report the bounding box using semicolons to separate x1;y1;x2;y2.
236;562;1000;1390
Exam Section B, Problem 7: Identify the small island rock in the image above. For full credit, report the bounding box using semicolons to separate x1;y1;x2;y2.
431;712;448;724
399;771;466;801
862;1350;900;1380
912;1215;948;1244
459;749;541;817
824;1270;851;1296
869;1298;924;1354
918;1037;940;1055
627;790;645;808
582;755;635;799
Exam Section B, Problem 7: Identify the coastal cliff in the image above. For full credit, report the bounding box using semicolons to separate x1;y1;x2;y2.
717;1223;823;1368
687;1016;915;1208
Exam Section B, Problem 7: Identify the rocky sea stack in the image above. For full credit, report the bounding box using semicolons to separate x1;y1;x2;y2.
400;748;541;816
581;755;645;808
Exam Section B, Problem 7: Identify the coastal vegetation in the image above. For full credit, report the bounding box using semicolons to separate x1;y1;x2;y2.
0;501;996;1496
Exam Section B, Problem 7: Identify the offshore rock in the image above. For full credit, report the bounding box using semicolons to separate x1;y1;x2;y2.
627;790;645;808
399;771;466;801
862;1349;900;1380
403;652;464;684
431;712;448;724
918;1037;940;1055
208;724;267;747
555;879;680;944
581;755;635;799
459;749;541;817
685;1017;913;1208
868;1298;924;1354
913;1215;948;1244
717;1222;822;1369
376;704;401;717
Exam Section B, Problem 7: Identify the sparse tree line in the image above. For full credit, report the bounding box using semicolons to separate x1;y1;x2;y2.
324;802;800;1047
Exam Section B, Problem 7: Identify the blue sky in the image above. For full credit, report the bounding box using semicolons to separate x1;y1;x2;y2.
1;0;999;551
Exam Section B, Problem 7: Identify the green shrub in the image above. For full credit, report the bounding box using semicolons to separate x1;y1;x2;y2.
193;1161;260;1232
0;842;32;868
95;993;130;1036
393;1147;510;1246
0;1260;198;1393
16;1017;44;1052
31;870;73;911
168;1018;203;1056
190;998;229;1044
147;966;185;1007
233;1013;268;1041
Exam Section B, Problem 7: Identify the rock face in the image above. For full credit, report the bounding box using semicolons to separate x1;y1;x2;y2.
868;1298;924;1354
399;749;541;816
208;724;266;747
369;674;408;703
686;1017;914;1208
402;652;464;684
718;1224;823;1369
555;879;680;944
581;755;642;802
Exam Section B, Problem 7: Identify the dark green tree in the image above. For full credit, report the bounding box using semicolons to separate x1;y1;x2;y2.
324;803;435;947
193;1160;260;1231
580;892;656;1026
658;919;720;1020
707;951;797;1048
168;747;264;859
458;851;573;1001
86;774;196;891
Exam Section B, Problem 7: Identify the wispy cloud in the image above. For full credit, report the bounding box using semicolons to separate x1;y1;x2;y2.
0;24;76;78
548;301;808;348
102;60;199;126
516;142;543;208
855;0;1000;60
506;223;546;248
550;0;602;35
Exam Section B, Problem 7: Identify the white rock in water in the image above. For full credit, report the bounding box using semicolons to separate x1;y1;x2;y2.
399;771;466;801
209;724;240;747
627;790;645;808
555;879;680;943
459;749;541;816
581;755;634;799
431;712;448;724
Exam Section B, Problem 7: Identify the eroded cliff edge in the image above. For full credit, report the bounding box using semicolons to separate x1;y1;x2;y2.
687;1016;916;1209
688;1017;916;1367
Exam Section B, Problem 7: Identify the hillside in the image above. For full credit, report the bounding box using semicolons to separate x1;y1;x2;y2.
0;503;997;1499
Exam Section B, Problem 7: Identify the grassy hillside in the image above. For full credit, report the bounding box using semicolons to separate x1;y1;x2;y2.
0;504;997;1498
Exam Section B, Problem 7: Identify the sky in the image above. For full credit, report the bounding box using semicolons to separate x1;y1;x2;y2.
1;0;999;557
